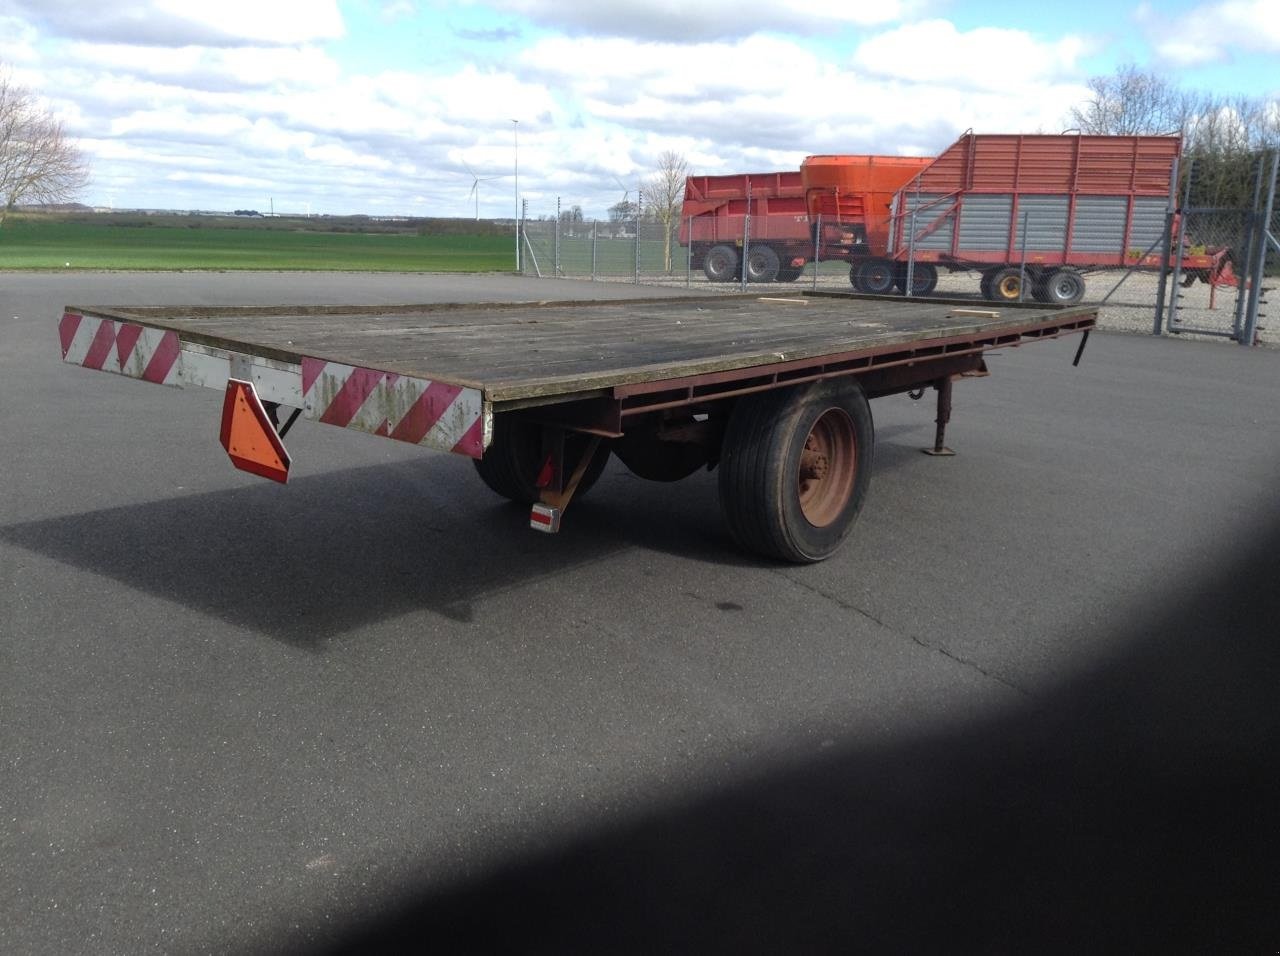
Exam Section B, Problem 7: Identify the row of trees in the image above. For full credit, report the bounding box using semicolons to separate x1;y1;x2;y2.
1069;64;1280;207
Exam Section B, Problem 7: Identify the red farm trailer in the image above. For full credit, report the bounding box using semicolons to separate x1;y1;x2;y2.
825;132;1234;305
678;172;812;283
679;157;932;285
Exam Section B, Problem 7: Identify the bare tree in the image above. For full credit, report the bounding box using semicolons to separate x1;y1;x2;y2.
1068;65;1280;209
1068;64;1199;136
0;70;89;227
640;150;688;272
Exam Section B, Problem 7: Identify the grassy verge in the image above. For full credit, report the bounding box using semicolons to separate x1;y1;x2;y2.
0;216;516;271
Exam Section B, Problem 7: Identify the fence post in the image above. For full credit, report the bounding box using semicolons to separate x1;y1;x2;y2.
1166;159;1195;331
904;207;918;297
686;216;692;287
1153;155;1180;335
812;213;821;292
1017;210;1029;302
554;197;561;277
591;221;598;282
1241;150;1279;347
740;178;751;292
1231;157;1265;341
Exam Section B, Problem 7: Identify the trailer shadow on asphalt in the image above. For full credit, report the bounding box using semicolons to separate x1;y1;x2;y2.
0;458;747;647
1;425;939;648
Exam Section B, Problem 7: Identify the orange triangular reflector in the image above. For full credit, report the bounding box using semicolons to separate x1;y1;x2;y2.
219;379;291;483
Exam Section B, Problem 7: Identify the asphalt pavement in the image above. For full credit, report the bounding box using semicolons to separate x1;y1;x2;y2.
3;272;1278;952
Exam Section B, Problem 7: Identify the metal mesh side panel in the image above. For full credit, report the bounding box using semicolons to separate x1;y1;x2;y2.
1071;196;1129;253
899;193;953;251
1129;196;1168;251
1016;195;1069;252
957;194;1013;252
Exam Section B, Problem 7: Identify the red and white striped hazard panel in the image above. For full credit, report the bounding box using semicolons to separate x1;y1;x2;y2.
60;311;489;461
302;358;485;459
59;312;181;385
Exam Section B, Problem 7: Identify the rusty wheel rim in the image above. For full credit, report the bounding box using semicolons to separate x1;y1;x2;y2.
996;274;1021;299
797;407;857;527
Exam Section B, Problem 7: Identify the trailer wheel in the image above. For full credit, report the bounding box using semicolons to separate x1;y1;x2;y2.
745;246;781;282
894;263;938;296
979;269;998;299
776;267;803;283
703;245;738;283
851;259;895;295
719;379;873;563
1040;268;1086;306
988;267;1025;302
613;427;709;482
473;416;610;505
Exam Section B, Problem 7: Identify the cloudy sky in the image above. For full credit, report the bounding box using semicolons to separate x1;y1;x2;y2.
2;0;1277;219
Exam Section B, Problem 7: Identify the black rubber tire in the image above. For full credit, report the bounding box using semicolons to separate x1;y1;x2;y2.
776;267;803;283
979;269;998;300
894;263;938;296
613;428;709;482
1040;267;1086;305
988;267;1026;302
473;416;610;505
703;245;738;283
718;379;874;563
852;258;896;295
745;245;780;283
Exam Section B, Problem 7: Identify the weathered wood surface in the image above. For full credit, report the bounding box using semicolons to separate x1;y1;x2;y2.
76;294;1094;403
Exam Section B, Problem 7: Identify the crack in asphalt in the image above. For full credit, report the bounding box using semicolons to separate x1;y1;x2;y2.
778;570;1031;699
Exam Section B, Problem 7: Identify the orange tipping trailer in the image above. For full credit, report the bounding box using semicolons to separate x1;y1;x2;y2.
801;154;933;259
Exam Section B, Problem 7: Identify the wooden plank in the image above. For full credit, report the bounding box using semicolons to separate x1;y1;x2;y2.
73;294;1094;404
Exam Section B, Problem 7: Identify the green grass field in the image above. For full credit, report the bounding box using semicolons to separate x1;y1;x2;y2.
0;218;516;271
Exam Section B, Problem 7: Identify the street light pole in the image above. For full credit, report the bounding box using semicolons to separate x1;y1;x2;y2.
512;119;520;273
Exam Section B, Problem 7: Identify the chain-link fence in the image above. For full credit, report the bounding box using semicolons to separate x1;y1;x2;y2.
519;167;1277;347
520;217;685;285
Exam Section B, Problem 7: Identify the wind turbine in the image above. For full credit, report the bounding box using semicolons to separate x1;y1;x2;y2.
465;162;502;220
613;174;643;222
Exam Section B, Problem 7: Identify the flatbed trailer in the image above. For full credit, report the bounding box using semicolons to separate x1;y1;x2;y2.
58;293;1095;562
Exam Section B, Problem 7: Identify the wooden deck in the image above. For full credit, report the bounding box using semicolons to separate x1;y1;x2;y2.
76;293;1096;403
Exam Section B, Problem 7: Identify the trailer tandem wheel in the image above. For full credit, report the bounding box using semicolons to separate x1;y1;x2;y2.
895;263;938;296
987;267;1026;302
850;259;896;295
718;379;873;563
1038;268;1086;306
979;269;997;300
473;415;610;505
703;245;739;283
745;246;781;283
613;422;709;482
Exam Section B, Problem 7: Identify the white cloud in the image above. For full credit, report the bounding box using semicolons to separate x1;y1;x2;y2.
0;1;1140;217
378;0;417;21
1136;0;1280;66
1;0;345;47
467;0;928;41
853;20;1089;90
61;42;342;91
0;14;39;62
